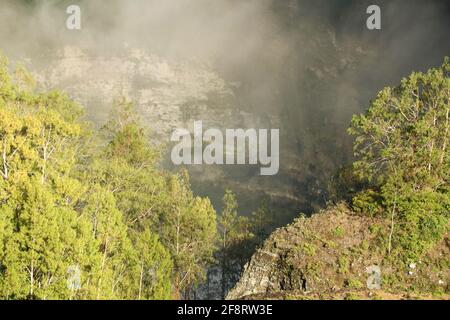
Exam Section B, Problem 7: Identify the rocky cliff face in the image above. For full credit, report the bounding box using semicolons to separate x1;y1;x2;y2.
27;46;290;214
33;46;236;137
24;40;364;218
227;204;449;300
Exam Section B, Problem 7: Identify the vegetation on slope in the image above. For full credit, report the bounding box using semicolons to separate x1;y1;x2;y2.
228;58;450;300
0;52;448;300
227;204;449;300
0;53;277;300
0;54;217;299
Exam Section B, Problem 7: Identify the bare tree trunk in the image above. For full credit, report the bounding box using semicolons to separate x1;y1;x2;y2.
428;112;437;172
221;257;226;299
138;260;144;300
440;108;449;165
30;260;34;298
388;194;397;255
2;139;9;180
96;237;109;299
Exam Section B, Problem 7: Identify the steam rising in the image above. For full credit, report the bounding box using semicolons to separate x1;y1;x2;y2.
1;0;449;222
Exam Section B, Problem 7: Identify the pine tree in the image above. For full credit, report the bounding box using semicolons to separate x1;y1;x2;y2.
217;189;253;298
349;58;450;259
130;228;173;300
86;98;164;227
0;55;100;299
160;172;217;298
0;53;218;300
250;197;274;244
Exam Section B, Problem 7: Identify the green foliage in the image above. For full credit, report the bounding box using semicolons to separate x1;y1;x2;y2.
333;226;345;238
328;165;368;203
85;99;164;227
215;189;254;298
344;292;363;300
218;189;253;250
345;278;364;289
349;58;450;260
0;178;98;299
0;54;218;300
130;228;173;300
85;100;217;297
299;243;317;256
351;189;383;216
337;256;350;274
0;56;101;299
160;172;217;297
250;197;274;244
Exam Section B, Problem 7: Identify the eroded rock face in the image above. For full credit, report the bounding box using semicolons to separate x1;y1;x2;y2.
225;250;280;299
33;46;237;138
227;204;450;300
226;204;374;299
24;38;367;219
25;45;306;216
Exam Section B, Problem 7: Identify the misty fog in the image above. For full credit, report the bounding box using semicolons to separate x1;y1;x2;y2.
1;0;449;224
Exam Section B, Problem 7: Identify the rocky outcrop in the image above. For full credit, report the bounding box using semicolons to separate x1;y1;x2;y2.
227;203;449;300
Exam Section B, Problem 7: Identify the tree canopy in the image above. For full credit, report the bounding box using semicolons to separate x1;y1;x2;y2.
349;58;450;260
0;54;217;299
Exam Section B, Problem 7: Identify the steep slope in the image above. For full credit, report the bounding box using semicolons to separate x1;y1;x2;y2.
227;203;449;300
